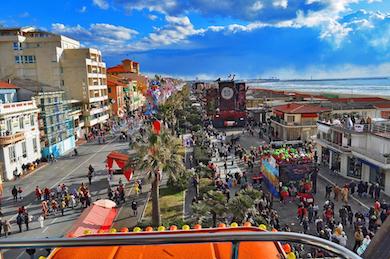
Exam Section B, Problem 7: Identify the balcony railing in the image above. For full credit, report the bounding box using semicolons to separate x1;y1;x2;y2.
317;120;370;133
272;118;317;127
0;132;25;145
0;232;360;259
351;147;390;165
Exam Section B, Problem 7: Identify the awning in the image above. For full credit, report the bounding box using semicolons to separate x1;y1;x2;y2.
106;152;133;181
66;204;117;237
302;113;318;118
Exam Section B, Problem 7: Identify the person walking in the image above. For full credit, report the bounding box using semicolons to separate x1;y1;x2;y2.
333;185;340;202
3;220;11;237
131;200;138;216
11;186;18;201
0;218;3;237
16;213;23;232
325;185;332;199
38;214;44;228
353;227;364;252
18;187;23;200
24;212;29;231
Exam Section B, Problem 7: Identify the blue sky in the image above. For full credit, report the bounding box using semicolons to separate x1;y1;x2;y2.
1;0;389;79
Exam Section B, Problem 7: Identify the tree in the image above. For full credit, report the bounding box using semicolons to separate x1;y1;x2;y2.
227;188;263;224
129;128;185;226
192;190;227;227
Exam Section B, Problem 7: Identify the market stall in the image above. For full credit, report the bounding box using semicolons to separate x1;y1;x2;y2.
106;152;134;181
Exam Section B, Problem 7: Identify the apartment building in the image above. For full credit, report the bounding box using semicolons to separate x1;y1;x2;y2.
271;103;331;141
107;75;126;117
316;118;390;196
0;27;109;133
0;82;41;180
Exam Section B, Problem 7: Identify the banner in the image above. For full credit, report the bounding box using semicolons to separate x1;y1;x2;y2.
261;159;280;198
219;81;236;111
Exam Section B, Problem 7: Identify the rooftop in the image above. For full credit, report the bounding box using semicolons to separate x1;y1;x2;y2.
0;81;19;89
273;103;330;114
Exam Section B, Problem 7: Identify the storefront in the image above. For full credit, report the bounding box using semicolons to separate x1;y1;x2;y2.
359;159;386;190
330;150;341;172
347;157;362;179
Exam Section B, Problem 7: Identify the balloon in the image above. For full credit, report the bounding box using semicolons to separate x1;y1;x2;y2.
217;223;226;228
109;228;117;234
97;229;105;234
83;229;92;235
182;225;190;230
282;244;291;253
259;224;267;230
230;222;238;228
133;227;142;232
272;228;278;232
145;226;154;232
157;226;166;231
169;225;178;231
120;227;129;233
193;224;202;230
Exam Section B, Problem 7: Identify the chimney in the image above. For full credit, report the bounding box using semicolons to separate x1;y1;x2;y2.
122;59;132;72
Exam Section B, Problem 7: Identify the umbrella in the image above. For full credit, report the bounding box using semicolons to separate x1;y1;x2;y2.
93;199;117;209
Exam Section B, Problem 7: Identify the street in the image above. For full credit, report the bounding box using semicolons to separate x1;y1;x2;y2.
1;129;134;259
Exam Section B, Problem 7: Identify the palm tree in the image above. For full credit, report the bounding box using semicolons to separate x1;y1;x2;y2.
192;190;227;227
129;128;185;226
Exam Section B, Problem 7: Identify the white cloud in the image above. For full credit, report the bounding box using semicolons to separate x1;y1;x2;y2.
79;6;87;13
93;0;109;10
148;14;158;20
51;23;138;50
273;0;288;8
19;12;30;18
251;1;263;11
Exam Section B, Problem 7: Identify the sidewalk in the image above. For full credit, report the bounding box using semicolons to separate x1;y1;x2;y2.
318;166;390;209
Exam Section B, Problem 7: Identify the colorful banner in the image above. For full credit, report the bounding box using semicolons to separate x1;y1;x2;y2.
261;159;280;198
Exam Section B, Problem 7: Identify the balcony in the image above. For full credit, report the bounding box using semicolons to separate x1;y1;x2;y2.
315;137;351;153
317;120;370;134
351;147;390;168
0;132;25;146
271;118;317;127
89;95;108;103
83;106;109;116
85;114;109;127
0;100;38;116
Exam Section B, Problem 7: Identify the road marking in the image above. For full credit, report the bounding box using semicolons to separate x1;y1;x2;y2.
318;173;369;210
16;251;24;259
9;137;118;222
51;218;58;224
42;226;49;233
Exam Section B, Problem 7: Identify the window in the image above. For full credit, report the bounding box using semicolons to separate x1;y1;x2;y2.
19;117;24;129
33;138;38;153
60;80;64;86
15;56;21;64
22;142;27;158
6;119;12;132
108;88;111;94
48;97;52;104
13;42;22;50
9;145;16;163
287;116;295;123
27;55;36;63
30;115;35;126
54;97;58;103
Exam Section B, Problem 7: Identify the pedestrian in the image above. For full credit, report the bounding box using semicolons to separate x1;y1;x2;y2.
131;200;138;216
302;217;309;234
374;183;381;200
11;186;18;201
333;185;340;202
24;212;29;231
88;171;93;185
0;218;2;237
357;181;364;197
338;231;348;247
353;227;364;252
325;185;332;199
35;186;42;201
341;186;349;203
368;183;374;199
38;215;44;228
16;213;23;232
60;200;66;216
308;204;314;223
3;220;11;237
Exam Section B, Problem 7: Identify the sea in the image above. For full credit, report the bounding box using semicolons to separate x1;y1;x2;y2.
247;78;390;97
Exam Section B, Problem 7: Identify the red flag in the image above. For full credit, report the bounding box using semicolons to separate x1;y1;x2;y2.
123;169;132;182
152;120;161;134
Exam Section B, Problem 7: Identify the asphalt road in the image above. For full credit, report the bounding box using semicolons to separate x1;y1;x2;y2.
1;126;136;259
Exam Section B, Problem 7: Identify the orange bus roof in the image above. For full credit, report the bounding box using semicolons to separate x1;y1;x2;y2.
49;227;284;259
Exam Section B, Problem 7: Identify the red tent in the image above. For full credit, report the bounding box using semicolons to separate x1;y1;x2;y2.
106;152;133;181
66;203;117;237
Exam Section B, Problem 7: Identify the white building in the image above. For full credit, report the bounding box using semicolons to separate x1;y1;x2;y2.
316;118;390;196
0;100;41;180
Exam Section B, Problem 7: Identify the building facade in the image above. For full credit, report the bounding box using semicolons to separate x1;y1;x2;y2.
271;103;330;141
33;91;75;158
0;27;109;133
316;118;390;196
0;97;41;180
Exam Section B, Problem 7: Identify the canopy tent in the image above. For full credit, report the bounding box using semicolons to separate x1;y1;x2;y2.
106;152;133;181
66;203;117;238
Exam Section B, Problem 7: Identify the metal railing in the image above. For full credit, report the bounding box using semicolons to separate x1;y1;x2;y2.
0;232;361;259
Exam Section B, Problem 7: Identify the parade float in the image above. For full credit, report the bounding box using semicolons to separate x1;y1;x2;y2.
260;145;317;202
